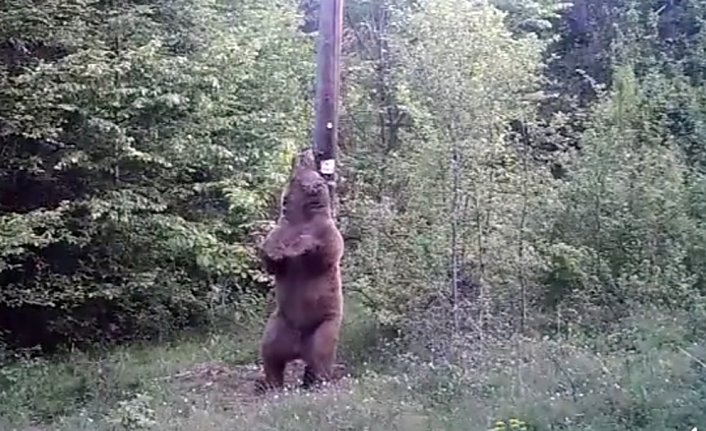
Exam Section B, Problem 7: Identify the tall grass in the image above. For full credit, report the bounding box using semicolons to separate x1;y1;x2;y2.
1;306;704;431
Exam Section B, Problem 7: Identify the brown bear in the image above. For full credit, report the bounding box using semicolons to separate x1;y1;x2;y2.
255;148;344;392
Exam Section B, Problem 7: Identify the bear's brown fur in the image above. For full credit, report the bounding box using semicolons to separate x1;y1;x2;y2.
255;149;344;392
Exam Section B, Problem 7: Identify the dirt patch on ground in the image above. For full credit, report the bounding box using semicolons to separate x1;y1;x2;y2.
170;360;350;407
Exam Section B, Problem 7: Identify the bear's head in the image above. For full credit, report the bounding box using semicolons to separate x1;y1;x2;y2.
279;149;331;223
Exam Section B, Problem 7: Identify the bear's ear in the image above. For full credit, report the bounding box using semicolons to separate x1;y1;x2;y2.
297;148;317;170
289;148;316;176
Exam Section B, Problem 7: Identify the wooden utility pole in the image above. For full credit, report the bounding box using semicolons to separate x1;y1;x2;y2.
313;0;344;195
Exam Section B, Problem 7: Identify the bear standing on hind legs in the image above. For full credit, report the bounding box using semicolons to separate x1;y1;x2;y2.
255;148;344;393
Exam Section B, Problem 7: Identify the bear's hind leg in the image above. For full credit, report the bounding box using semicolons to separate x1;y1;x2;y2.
301;364;316;389
256;314;300;394
301;317;341;389
256;356;286;394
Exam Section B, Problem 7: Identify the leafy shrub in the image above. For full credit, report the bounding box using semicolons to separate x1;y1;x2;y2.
0;0;312;350
106;393;156;430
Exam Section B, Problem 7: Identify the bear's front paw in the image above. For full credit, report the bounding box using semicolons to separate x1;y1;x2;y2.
283;233;318;258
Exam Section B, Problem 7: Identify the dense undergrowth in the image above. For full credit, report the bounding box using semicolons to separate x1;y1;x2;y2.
1;303;704;431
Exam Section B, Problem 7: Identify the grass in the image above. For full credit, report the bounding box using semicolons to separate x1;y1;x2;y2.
1;306;705;431
0;328;261;429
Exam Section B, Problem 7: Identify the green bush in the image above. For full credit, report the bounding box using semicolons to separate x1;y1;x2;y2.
0;0;312;350
537;65;706;328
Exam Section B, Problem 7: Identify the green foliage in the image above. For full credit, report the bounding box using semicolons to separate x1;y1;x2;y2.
491;0;571;37
106;393;157;430
3;312;704;430
490;418;531;431
341;0;706;339
537;63;706;327
0;0;312;348
342;0;554;329
0;329;260;425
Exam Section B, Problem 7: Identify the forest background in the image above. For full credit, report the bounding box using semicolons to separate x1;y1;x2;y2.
1;0;705;430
